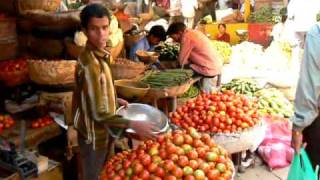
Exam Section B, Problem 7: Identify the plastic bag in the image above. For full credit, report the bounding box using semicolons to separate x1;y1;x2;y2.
287;148;318;180
258;117;293;169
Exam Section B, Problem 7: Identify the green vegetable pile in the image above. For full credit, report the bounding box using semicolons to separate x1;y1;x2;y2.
179;86;200;98
221;78;260;96
248;6;276;23
255;88;293;118
142;69;193;88
155;42;180;61
67;2;84;9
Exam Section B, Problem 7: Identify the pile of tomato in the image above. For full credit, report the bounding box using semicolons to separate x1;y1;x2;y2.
31;115;54;129
102;128;234;180
170;90;260;134
0;59;29;86
0;115;15;133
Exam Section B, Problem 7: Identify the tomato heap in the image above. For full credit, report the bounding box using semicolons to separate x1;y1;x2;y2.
170;90;260;133
0;59;29;86
31;115;54;129
0;59;28;73
102;128;234;180
0;115;15;133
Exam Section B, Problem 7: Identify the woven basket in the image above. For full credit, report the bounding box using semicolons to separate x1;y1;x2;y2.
29;37;64;58
0;16;16;39
65;38;124;60
108;40;124;60
124;32;145;49
0;37;18;61
146;79;197;99
136;50;159;64
20;10;81;31
17;0;61;13
159;61;179;69
64;38;84;59
28;60;76;85
114;79;150;99
111;62;146;80
0;0;17;15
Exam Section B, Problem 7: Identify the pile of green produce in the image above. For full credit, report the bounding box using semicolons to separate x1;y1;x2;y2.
178;86;200;98
248;6;276;23
200;15;213;24
221;78;260;96
255;88;293;118
67;2;83;9
142;69;193;88
155;42;180;61
211;40;232;64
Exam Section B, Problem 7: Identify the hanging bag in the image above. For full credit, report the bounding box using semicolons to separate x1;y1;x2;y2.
287;148;318;180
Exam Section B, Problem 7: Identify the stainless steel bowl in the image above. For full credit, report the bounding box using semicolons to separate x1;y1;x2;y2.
116;103;169;134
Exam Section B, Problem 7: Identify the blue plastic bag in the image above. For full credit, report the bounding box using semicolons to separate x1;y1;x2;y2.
287;148;318;180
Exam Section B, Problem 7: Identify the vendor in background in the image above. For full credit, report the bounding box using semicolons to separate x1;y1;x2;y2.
70;4;158;180
129;25;166;62
167;22;223;93
291;22;320;170
221;0;254;23
216;23;230;43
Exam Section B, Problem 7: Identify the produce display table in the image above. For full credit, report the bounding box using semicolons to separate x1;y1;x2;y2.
1;122;62;149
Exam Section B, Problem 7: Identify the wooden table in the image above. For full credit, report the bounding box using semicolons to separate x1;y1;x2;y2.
1;159;63;180
1;121;63;150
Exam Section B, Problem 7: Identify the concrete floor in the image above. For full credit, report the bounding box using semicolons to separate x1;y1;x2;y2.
235;156;290;180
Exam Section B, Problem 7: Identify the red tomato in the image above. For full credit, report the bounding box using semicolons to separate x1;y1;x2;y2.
187;151;198;160
178;155;189;167
155;167;165;177
207;169;220;180
185;175;196;180
164;175;177;180
141;154;151;166
139;170;150;180
189;160;199;170
164;160;176;172
172;167;183;178
133;163;144;174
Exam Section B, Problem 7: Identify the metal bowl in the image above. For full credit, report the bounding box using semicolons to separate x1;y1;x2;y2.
116;103;169;134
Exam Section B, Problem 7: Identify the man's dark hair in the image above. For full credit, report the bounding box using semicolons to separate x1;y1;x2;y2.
80;3;111;28
148;25;166;41
167;22;186;36
218;23;227;29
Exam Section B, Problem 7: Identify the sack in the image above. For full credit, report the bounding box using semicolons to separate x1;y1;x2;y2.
287;148;318;180
258;116;294;169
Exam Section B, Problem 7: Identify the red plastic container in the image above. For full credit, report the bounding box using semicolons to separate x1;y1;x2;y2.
248;23;274;47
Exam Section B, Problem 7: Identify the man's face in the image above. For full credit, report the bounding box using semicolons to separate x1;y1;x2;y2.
84;17;109;50
170;32;182;43
149;35;161;46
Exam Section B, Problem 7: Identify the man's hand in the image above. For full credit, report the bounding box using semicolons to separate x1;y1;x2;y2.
117;98;129;108
291;129;303;154
129;120;160;140
67;126;78;147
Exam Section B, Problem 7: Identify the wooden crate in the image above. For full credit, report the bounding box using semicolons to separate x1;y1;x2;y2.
0;160;62;180
32;160;63;180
